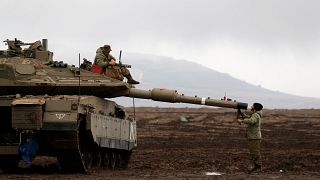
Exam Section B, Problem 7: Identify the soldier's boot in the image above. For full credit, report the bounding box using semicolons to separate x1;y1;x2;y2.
125;73;140;84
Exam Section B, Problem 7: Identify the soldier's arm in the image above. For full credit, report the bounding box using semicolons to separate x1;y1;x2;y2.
107;54;116;65
243;113;259;125
242;110;253;118
96;59;108;68
95;54;109;68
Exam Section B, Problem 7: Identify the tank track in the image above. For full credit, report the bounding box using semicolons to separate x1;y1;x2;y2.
48;131;131;172
0;154;20;173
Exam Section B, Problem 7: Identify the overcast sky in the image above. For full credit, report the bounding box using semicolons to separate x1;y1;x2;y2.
1;0;320;98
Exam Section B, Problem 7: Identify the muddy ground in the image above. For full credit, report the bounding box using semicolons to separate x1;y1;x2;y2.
1;108;320;179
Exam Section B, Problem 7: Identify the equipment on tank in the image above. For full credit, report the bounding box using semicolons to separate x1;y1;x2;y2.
0;38;247;173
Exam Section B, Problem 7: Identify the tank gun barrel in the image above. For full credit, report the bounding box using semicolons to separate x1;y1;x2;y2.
125;88;247;110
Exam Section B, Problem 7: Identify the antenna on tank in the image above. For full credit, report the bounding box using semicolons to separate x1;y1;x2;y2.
117;50;136;119
119;50;122;64
78;53;81;103
120;50;136;120
119;50;124;71
132;98;136;121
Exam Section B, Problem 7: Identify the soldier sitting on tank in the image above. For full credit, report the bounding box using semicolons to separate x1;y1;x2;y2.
94;45;139;84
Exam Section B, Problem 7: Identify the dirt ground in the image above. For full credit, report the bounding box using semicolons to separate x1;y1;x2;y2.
1;107;320;179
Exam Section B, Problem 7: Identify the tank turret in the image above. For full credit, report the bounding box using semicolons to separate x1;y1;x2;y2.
0;39;248;173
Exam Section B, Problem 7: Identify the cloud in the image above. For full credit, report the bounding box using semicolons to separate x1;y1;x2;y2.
1;0;320;98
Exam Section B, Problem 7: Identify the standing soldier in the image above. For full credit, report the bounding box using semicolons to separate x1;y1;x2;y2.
94;44;139;84
238;103;263;173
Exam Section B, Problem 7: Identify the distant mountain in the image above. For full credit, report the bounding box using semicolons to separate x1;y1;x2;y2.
113;53;320;109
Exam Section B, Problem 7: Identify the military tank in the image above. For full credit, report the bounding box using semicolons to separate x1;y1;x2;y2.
0;39;247;172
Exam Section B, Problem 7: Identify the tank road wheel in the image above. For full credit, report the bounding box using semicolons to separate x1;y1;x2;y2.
109;151;116;169
78;115;95;170
101;150;109;168
81;148;93;169
123;151;129;168
93;149;102;168
120;151;131;169
116;152;123;169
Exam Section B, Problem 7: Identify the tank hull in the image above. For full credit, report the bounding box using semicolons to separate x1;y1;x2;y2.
0;95;136;172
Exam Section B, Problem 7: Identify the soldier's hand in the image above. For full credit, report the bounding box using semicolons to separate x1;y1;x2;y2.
237;119;243;125
237;109;245;119
109;59;116;65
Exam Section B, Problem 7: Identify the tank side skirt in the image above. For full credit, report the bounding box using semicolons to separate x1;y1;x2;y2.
96;137;135;151
88;114;137;151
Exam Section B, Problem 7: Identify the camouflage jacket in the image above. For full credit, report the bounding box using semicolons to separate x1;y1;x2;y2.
243;111;262;140
94;47;116;68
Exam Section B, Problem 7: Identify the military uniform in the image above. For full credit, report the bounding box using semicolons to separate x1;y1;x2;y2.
94;46;116;68
94;46;137;83
242;110;263;172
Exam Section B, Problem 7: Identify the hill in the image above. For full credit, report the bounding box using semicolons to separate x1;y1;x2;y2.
113;53;320;109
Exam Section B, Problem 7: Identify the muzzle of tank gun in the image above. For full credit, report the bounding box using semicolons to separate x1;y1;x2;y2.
125;88;248;110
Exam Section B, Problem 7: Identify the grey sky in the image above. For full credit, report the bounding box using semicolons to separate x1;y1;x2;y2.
1;0;320;98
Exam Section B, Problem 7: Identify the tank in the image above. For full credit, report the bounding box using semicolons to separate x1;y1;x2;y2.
0;39;247;172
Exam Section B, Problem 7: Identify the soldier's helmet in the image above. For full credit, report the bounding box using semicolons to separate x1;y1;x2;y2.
103;45;112;51
253;103;263;111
